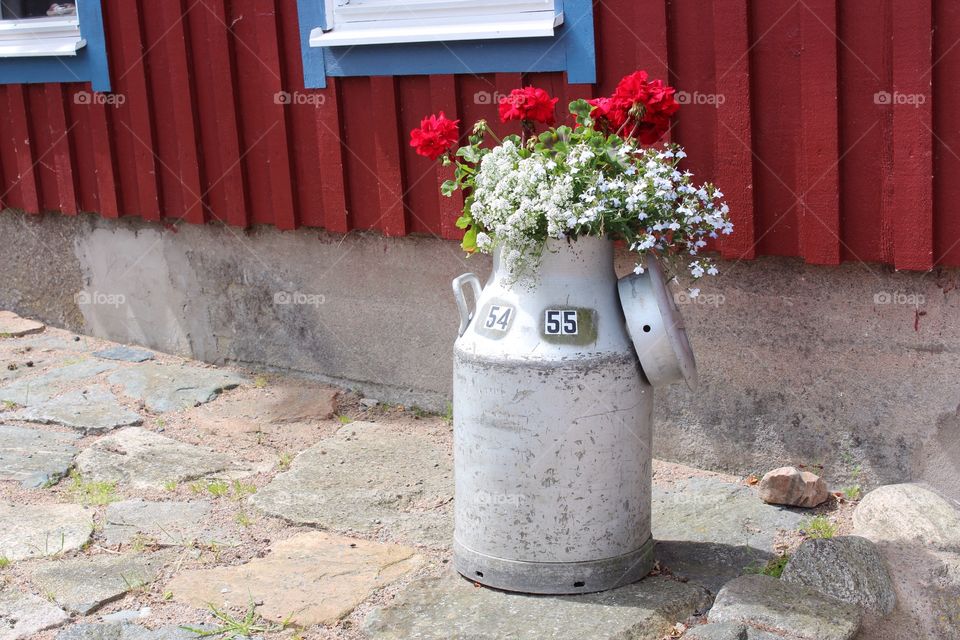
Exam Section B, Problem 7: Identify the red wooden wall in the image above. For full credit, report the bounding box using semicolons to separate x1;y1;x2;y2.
0;0;956;270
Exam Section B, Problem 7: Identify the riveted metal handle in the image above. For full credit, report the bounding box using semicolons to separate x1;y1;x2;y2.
452;273;483;337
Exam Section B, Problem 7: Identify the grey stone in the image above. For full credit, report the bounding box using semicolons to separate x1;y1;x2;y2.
75;427;248;489
0;360;117;406
250;423;452;547
9;386;142;433
781;536;896;616
100;609;148;624
30;552;169;615
683;622;748;640
92;346;155;363
858;545;960;640
21;471;57;489
104;499;239;547
0;502;94;561
364;573;712;640
57;623;208;640
359;398;378;409
709;575;861;640
0;311;44;337
0;424;80;483
853;483;960;552
0;587;69;640
652;477;804;592
108;364;246;413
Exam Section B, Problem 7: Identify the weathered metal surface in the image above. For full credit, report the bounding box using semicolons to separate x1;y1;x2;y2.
452;237;654;594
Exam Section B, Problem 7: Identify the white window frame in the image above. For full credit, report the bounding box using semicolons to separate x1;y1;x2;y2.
310;0;563;48
0;15;85;58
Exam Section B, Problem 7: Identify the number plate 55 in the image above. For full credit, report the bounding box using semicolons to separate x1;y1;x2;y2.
544;309;578;335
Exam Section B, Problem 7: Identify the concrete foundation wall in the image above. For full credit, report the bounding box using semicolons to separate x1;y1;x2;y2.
2;210;959;500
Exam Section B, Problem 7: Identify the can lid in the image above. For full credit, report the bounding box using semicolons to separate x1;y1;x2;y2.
617;256;698;390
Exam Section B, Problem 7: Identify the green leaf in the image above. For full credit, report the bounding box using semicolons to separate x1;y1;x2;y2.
440;180;458;197
461;227;478;253
455;214;473;230
456;145;481;163
569;98;592;119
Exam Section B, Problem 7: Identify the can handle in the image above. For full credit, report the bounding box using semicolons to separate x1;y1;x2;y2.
452;273;483;336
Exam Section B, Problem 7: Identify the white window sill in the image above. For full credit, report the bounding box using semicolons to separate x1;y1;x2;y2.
0;16;85;57
310;10;562;47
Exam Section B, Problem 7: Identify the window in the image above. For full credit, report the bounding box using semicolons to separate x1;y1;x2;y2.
312;0;563;47
0;2;84;57
0;0;110;89
296;0;595;88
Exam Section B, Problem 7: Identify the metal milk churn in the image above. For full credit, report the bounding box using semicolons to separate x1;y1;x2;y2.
451;235;697;594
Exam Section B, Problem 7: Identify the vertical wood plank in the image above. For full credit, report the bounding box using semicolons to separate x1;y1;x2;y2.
430;75;463;241
157;0;205;224
6;86;40;213
88;101;120;218
44;85;78;215
315;78;349;233
255;0;296;230
798;0;841;265
369;76;406;236
713;0;756;260
196;0;248;227
891;0;934;270
114;0;161;220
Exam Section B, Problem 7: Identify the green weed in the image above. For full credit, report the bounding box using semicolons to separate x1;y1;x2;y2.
800;515;837;540
181;601;289;638
68;471;118;506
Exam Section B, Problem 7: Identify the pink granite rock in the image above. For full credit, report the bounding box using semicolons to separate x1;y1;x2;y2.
759;466;829;508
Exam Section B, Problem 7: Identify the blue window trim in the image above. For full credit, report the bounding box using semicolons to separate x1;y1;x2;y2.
296;0;596;89
0;1;111;91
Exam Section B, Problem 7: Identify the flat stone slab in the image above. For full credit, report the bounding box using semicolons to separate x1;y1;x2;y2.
0;311;44;338
364;574;712;640
9;386;142;433
853;483;960;552
57;623;207;639
782;536;896;616
75;427;248;489
104;499;239;547
108;364;246;413
0;587;69;640
250;423;453;546
30;552;169;615
709;575;861;640
652;477;804;593
191;379;339;429
0;503;94;561
0;360;117;407
168;531;421;627
92;346;155;363
0;424;80;485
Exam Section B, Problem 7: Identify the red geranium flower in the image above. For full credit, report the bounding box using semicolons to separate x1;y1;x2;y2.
498;87;559;126
410;111;460;160
588;70;679;144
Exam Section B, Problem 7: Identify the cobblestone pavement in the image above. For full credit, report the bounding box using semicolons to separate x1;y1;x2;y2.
2;313;938;640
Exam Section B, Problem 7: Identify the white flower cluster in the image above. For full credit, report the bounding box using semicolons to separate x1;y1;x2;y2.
469;140;732;284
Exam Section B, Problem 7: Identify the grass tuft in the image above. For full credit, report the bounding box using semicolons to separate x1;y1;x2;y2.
68;471;118;506
800;515;837;540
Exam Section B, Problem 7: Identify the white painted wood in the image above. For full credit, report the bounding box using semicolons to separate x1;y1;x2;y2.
0;16;84;57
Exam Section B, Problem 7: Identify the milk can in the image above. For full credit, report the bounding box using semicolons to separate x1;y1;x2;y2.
451;235;697;594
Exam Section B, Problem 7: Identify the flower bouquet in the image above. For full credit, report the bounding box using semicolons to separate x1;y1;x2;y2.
409;71;733;295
